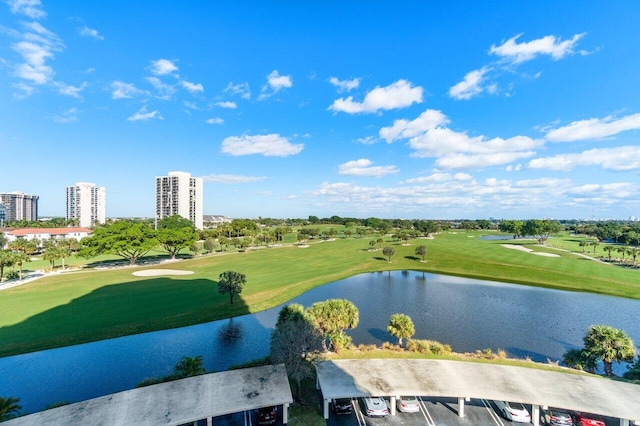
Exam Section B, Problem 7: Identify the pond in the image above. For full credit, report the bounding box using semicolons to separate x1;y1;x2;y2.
1;270;638;413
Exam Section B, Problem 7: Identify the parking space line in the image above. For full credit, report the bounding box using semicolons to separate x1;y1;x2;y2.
353;398;366;426
481;399;505;426
417;397;436;426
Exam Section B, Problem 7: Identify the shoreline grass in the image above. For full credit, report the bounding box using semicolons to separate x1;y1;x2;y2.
0;231;638;357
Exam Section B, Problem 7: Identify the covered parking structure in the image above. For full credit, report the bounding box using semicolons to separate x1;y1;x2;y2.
6;364;293;426
316;359;640;425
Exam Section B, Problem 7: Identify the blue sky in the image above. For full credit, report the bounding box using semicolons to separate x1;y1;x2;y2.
1;1;639;220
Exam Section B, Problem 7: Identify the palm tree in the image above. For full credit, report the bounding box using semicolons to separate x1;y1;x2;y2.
617;246;628;263
368;240;376;251
415;245;427;262
583;324;636;376
0;396;22;421
579;241;588;253
590;241;600;254
387;313;415;346
603;245;615;261
382;246;395;263
173;355;205;378
12;252;30;281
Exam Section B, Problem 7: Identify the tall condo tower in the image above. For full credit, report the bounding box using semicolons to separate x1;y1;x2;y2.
155;171;203;230
0;192;39;222
66;182;106;228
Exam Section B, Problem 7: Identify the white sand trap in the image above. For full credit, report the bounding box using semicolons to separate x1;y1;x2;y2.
132;269;195;277
501;244;560;257
298;244;309;248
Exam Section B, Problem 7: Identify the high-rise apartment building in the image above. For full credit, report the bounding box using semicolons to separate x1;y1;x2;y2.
66;182;106;228
155;171;203;230
0;192;39;222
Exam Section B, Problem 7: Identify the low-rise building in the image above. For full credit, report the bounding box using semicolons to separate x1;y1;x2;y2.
2;227;93;246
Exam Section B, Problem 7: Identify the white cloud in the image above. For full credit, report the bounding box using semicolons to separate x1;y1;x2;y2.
221;134;303;157
528;146;640;171
78;26;103;40
200;174;266;184
51;108;78;123
338;159;399;177
329;76;361;92
381;109;541;169
111;81;144;99
404;172;473;183
206;117;224;125
11;22;63;88
180;80;204;93
380;109;449;142
355;136;377;145
266;70;292;91
56;81;87;98
145;76;175;99
329;79;423;114
8;0;46;19
259;70;292;100
127;106;163;121
225;82;251;99
448;67;491;100
490;33;586;64
150;59;178;76
215;101;237;109
545;113;640;142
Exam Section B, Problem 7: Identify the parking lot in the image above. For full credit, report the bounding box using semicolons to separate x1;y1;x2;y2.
325;397;623;426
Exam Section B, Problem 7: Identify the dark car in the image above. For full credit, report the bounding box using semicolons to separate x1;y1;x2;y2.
332;398;353;415
572;412;606;426
257;406;277;425
543;408;572;426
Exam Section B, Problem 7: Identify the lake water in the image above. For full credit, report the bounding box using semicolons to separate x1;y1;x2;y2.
1;270;638;413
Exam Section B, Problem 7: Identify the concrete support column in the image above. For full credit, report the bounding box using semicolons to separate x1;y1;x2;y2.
458;397;465;418
620;420;629;426
390;396;396;416
283;403;289;424
532;405;540;426
315;375;320;390
207;416;212;426
323;398;330;419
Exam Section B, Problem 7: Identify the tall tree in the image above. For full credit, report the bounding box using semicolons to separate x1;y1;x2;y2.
583;324;636;376
0;396;22;421
415;245;427;262
78;220;158;265
157;215;197;260
387;313;415;346
307;299;359;351
12;251;30;281
382;246;395;262
0;250;15;282
42;246;63;270
522;219;562;245
270;305;322;401
217;270;246;304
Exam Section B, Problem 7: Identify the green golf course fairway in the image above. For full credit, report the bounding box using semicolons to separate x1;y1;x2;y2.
0;231;638;357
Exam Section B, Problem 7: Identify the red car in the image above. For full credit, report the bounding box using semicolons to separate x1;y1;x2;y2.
257;406;277;425
572;412;606;426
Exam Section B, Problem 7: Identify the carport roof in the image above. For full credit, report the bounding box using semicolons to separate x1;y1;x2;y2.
5;364;293;426
316;359;640;421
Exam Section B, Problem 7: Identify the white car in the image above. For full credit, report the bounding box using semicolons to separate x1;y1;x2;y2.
397;396;420;413
362;397;389;417
493;400;531;423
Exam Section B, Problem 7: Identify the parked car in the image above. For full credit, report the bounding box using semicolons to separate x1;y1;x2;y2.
572;412;606;426
396;396;420;413
493;400;531;423
332;398;353;415
362;397;389;417
256;406;277;425
543;407;573;426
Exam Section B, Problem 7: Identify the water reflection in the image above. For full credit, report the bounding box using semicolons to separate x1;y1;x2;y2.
1;270;638;413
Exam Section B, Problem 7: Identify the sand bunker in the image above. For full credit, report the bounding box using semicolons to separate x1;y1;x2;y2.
132;269;195;277
501;244;560;258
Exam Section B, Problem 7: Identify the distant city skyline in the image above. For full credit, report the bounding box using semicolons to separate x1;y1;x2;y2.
2;1;639;220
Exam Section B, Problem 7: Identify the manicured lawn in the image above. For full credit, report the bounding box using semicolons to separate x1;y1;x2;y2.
0;231;638;357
